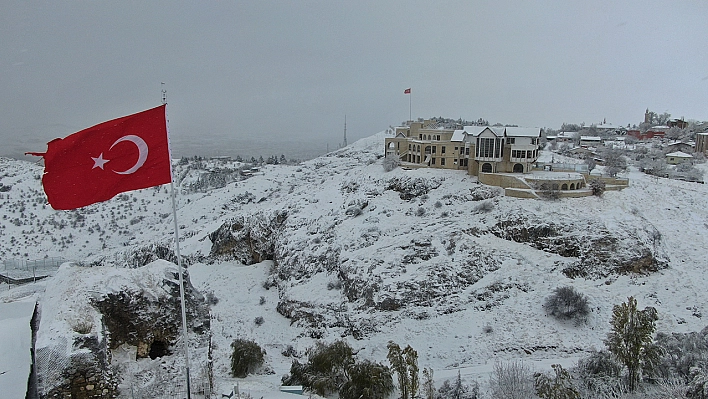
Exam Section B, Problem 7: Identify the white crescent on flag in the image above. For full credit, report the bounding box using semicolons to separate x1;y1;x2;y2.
110;135;148;175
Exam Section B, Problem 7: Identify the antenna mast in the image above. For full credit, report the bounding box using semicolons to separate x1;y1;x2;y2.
343;115;348;147
161;82;167;105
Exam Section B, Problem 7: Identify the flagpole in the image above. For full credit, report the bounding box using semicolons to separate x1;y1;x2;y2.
163;85;192;399
409;91;412;122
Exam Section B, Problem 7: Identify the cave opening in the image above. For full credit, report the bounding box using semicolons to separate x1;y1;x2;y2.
148;339;170;359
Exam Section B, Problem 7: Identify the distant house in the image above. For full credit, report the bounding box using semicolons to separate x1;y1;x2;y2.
579;136;602;147
668;118;689;129
665;141;694;154
665;151;693;165
627;126;669;140
384;120;541;176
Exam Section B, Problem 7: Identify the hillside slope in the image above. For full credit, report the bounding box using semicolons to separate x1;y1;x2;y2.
2;131;708;396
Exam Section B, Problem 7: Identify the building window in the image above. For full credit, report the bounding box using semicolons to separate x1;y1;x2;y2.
441;158;446;166
454;146;459;151
441;146;446;154
478;137;497;158
465;148;470;156
507;138;515;144
432;146;437;154
436;135;441;140
408;144;411;150
431;158;436;165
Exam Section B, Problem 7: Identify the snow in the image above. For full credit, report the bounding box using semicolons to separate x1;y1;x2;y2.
2;131;708;397
0;298;36;399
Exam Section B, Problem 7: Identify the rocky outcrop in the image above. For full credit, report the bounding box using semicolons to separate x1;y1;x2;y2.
208;210;288;264
34;261;210;399
489;212;669;278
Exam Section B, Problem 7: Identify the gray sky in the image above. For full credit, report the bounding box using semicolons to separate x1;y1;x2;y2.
3;1;708;159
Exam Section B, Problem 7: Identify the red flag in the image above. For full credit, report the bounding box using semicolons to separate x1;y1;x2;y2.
27;105;172;210
404;88;411;94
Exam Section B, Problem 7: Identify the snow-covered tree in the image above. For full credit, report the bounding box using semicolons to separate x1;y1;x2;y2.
534;364;580;399
604;296;663;391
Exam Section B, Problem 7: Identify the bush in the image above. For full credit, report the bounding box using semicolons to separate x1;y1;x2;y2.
437;370;478;399
544;286;590;323
383;155;400;172
474;200;495;213
204;291;219;305
589;178;606;197
415;207;426;216
654;326;708;380
282;340;355;396
534;364;580;399
339;360;394;399
230;339;265;378
254;316;264;326
536;182;560;201
488;361;535;399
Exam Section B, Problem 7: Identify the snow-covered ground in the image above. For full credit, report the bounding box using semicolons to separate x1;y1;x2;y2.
2;131;708;397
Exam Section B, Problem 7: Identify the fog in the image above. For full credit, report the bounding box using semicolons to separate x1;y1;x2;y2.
2;1;707;159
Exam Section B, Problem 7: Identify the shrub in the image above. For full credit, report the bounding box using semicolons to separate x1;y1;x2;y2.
474;200;495;213
536;182;560;201
534;364;580;399
383;155;400;172
544;286;590;323
339;360;394;399
589;178;606;197
654;326;708;380
204;291;219;305
282;340;354;396
254;316;264;326
437;370;478;399
415;207;426;216
230;339;265;378
489;361;535;399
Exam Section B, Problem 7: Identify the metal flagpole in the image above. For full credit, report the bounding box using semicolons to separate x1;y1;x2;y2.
409;91;412;122
163;83;192;399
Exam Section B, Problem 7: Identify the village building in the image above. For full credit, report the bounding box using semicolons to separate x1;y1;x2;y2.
665;151;693;165
385;120;541;176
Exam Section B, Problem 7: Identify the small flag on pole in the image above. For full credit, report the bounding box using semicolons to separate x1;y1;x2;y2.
404;88;411;94
27;105;172;210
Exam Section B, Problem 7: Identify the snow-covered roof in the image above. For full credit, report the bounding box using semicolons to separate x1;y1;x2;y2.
666;151;693;158
580;136;602;141
451;129;465;142
459;126;540;138
505;127;541;137
556;131;576;138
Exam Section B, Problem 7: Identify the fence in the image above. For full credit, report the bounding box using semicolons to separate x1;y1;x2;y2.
1;257;66;285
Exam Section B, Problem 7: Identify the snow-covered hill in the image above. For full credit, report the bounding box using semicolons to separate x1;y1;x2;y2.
2;131;708;397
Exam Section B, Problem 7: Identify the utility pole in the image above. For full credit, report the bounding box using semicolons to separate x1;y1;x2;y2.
343;115;348;147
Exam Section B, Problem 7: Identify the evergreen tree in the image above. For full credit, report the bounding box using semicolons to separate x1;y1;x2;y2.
604;296;663;391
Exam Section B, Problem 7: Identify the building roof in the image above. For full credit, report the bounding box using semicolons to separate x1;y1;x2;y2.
451;129;465;142
666;151;693;158
505;127;541;137
459;126;540;138
580;136;602;141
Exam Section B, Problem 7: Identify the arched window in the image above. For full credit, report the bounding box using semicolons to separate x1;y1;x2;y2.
513;163;524;173
561;183;568;190
481;163;493;173
570;183;575;190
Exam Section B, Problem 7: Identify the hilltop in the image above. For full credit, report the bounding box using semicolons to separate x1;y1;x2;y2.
2;131;708;397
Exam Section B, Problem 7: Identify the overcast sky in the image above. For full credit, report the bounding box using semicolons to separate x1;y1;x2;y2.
2;1;708;159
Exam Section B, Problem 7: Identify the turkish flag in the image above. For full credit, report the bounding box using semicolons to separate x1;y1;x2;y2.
28;105;172;210
404;88;411;94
